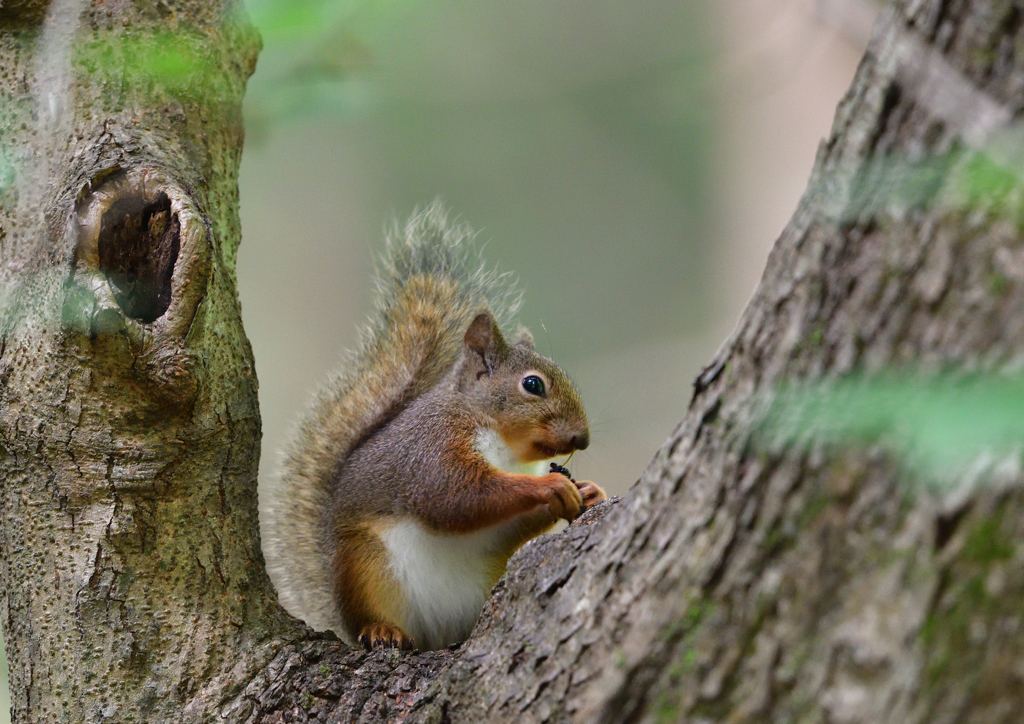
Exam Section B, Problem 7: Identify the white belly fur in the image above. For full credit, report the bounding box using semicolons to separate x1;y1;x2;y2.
378;427;549;650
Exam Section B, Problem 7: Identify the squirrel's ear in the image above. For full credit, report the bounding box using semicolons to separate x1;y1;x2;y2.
512;325;534;349
464;312;508;374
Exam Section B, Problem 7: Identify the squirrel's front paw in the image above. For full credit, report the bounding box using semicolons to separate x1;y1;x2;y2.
575;480;607;510
539;472;584;521
358;623;416;651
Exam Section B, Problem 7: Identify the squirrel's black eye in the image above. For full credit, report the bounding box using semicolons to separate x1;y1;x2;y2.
522;375;545;397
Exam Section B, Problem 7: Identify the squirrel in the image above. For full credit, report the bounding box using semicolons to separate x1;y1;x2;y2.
261;202;606;652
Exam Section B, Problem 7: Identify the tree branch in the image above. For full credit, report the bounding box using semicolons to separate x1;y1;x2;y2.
225;1;1024;721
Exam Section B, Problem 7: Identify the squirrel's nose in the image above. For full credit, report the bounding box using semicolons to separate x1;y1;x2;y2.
572;431;590;450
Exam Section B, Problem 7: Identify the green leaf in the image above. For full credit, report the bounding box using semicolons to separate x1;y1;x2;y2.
762;372;1024;484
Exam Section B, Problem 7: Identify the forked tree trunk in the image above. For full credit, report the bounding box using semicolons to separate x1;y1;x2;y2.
3;0;1024;722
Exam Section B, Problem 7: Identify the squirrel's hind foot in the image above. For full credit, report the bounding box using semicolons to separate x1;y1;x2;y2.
358;623;416;651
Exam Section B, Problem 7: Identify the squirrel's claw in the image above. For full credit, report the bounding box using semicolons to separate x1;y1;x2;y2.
540;472;584;521
550;464;605;515
359;623;415;651
575;480;607;511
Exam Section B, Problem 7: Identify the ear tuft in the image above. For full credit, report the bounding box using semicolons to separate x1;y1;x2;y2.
512;325;534;349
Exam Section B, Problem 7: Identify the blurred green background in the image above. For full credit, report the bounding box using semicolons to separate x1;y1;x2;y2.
238;0;870;498
1;0;875;717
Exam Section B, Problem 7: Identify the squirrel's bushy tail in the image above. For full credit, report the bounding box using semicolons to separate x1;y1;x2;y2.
261;202;520;636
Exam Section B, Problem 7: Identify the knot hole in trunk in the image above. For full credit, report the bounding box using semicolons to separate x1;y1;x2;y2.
75;167;210;346
98;190;180;323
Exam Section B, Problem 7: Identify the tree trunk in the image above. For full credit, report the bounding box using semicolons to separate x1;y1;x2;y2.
4;0;1024;722
0;1;295;721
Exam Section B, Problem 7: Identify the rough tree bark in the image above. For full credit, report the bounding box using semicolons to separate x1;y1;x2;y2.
3;0;1024;722
0;0;289;721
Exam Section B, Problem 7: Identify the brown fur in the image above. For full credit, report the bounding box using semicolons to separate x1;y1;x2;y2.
329;335;590;535
262;204;605;650
330;523;406;637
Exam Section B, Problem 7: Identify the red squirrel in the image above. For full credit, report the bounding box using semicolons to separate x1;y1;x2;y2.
262;203;606;651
